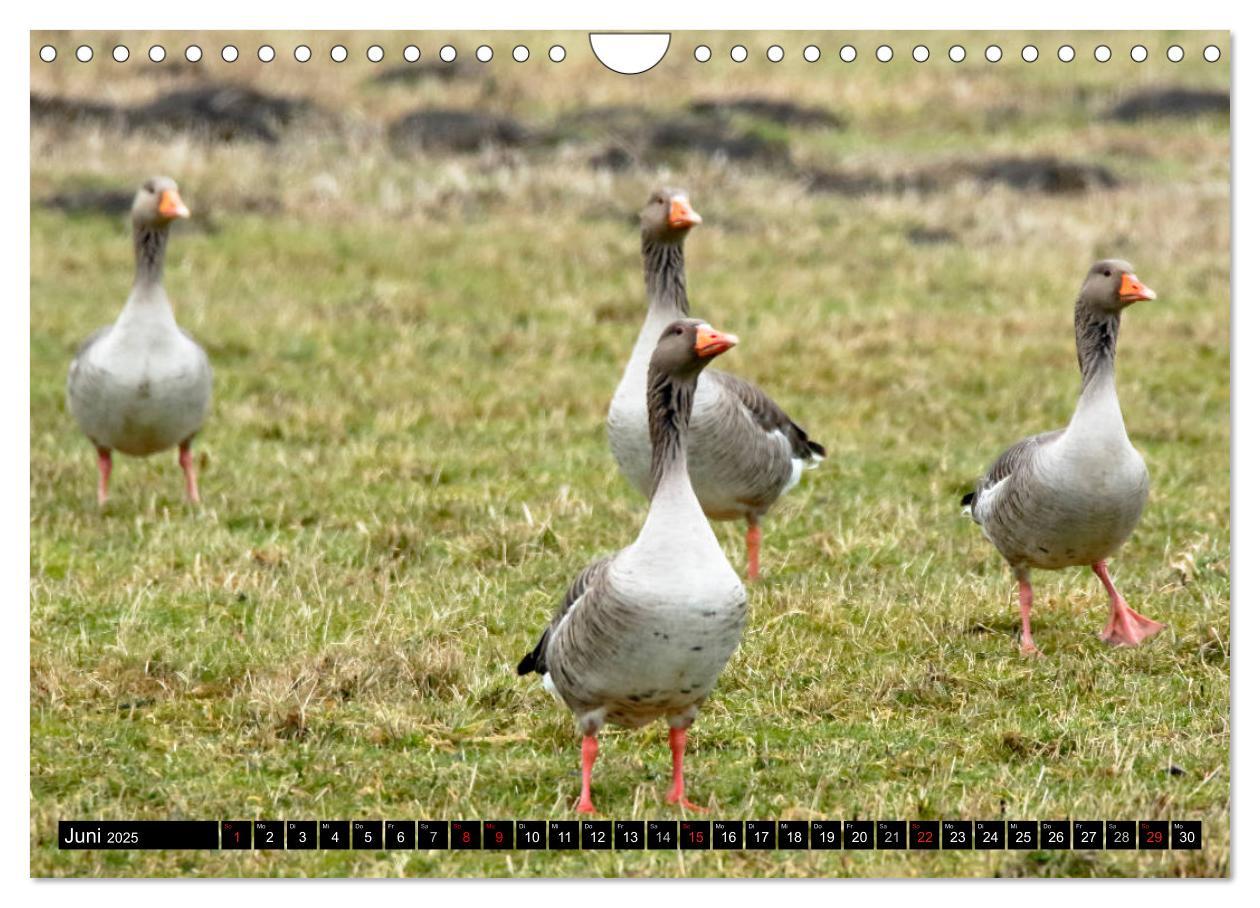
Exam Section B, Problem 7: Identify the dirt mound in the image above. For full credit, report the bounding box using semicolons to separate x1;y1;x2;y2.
388;108;529;152
1107;87;1229;121
553;105;789;168
39;187;136;216
804;168;939;197
647;115;789;164
31;94;121;127
33;84;313;144
373;60;483;85
690;96;843;129
970;156;1118;194
128;85;312;143
805;156;1118;197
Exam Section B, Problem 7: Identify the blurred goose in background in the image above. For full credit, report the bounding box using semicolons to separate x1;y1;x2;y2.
519;319;747;814
607;188;825;580
963;259;1162;654
67;177;212;505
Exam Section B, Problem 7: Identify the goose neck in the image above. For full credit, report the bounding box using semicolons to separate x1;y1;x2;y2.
642;236;689;318
132;222;171;292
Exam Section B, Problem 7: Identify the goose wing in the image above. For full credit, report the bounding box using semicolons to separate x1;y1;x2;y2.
516;554;615;677
963;429;1064;521
709;369;825;462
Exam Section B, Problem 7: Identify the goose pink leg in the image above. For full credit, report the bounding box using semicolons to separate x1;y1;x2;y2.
178;441;200;504
1094;561;1164;646
1018;575;1041;657
665;726;707;812
95;447;112;507
576;735;598;814
746;522;761;581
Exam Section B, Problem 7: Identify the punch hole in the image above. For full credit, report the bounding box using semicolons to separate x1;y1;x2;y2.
840;45;857;62
221;45;239;63
330;45;348;63
112;45;129;63
1167;45;1184;62
549;45;566;62
512;45;529;62
876;45;893;62
985;45;1002;63
694;45;711;62
1058;45;1075;62
39;45;57;62
949;45;965;62
404;45;421;62
1204;45;1221;62
257;45;275;63
1130;45;1147;62
767;45;784;62
294;45;312;63
476;45;493;62
440;45;457;62
1094;45;1111;62
367;45;385;63
185;45;203;62
730;45;748;62
912;45;929;62
1021;45;1038;63
803;44;820;62
149;45;166;63
588;33;668;74
76;45;93;63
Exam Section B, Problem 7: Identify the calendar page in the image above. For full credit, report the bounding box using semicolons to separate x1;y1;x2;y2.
29;28;1229;879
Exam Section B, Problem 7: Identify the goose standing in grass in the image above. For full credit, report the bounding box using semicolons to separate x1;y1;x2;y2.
963;259;1162;655
519;319;746;814
67;177;211;505
607;188;825;580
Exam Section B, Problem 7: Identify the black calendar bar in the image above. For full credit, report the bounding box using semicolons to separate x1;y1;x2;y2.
56;819;1204;851
58;821;219;849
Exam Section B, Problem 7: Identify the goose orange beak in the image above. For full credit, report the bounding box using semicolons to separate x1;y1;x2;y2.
694;326;738;358
157;189;190;220
668;197;702;230
1119;272;1156;302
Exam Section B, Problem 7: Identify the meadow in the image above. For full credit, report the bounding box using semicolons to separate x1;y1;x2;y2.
29;30;1230;877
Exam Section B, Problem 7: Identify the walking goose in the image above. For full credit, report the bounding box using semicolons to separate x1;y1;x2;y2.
963;259;1162;654
607;188;824;579
519;319;747;814
66;177;212;505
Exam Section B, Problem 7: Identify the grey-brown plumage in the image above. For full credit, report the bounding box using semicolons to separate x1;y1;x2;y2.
607;188;824;579
66;177;211;504
519;319;746;812
964;259;1163;653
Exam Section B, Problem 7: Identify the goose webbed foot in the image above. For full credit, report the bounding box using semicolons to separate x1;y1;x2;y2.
1093;561;1164;647
95;446;112;507
575;734;598;814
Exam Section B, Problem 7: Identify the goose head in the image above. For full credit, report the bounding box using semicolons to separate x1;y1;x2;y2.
640;187;702;244
132;176;190;228
1080;259;1157;313
651;319;738;378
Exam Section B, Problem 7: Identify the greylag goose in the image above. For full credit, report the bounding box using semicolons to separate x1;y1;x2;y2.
519;319;747;814
963;259;1162;654
66;177;211;505
607;188;824;579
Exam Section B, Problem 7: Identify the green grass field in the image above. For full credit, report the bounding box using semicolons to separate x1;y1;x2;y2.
30;30;1230;877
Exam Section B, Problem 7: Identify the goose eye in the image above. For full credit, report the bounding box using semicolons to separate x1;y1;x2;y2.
1103;270;1112;277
